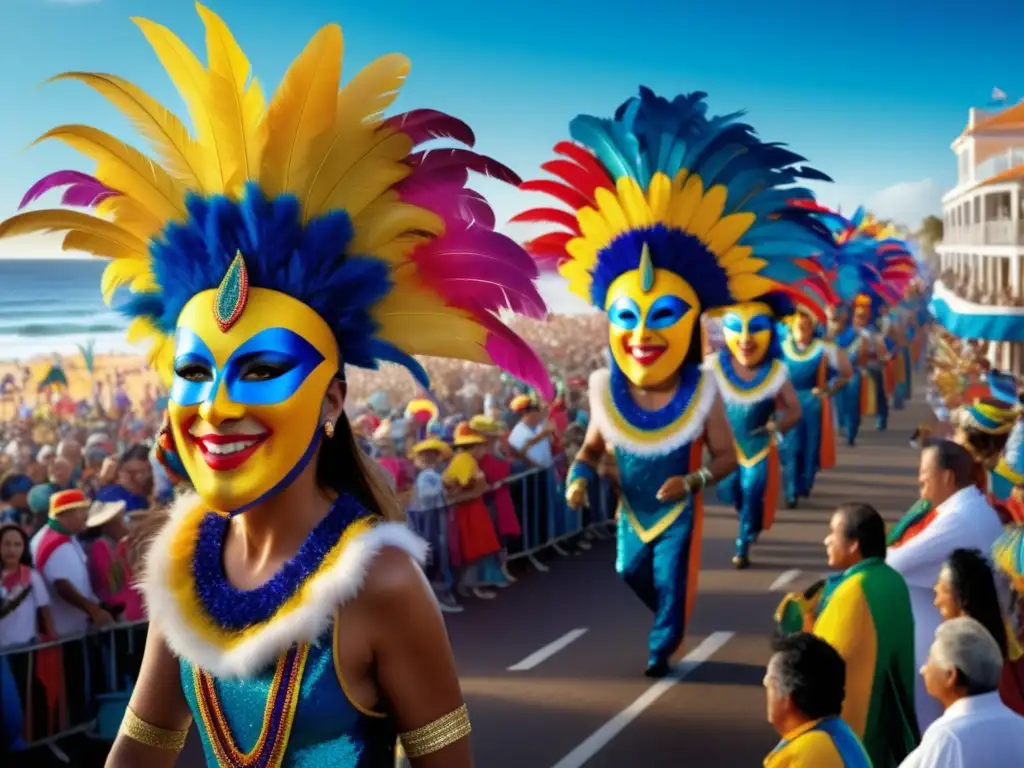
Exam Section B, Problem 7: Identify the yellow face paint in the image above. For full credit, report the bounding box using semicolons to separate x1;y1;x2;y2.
791;310;817;346
167;287;340;513
722;301;774;367
605;267;700;388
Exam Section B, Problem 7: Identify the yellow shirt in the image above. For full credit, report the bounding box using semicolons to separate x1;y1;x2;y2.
764;718;871;768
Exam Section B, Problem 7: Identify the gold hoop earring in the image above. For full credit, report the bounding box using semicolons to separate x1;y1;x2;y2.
324;421;335;439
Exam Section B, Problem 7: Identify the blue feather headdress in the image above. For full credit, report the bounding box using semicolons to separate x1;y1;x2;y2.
515;86;836;314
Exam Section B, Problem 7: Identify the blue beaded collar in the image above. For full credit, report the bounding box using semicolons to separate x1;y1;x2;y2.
610;361;701;431
192;494;369;631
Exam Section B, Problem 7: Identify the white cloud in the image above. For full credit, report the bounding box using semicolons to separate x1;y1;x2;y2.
808;178;942;229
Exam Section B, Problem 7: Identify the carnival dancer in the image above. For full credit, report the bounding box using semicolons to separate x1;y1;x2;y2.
515;86;835;676
707;299;802;568
779;277;852;509
0;6;554;766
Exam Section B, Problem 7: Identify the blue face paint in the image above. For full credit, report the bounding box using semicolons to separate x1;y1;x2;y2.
645;295;690;330
748;315;773;334
723;313;744;334
170;327;324;408
609;297;642;330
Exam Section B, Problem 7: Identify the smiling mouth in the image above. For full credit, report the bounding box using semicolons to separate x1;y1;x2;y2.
191;432;269;472
625;343;666;366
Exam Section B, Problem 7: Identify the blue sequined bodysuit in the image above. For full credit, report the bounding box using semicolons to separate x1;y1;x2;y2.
181;628;397;767
588;364;713;670
779;339;835;502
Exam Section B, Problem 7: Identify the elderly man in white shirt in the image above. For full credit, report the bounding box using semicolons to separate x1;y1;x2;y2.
900;616;1024;767
887;440;1006;733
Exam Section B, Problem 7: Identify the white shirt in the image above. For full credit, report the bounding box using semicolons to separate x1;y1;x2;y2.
0;569;50;648
509;421;553;468
30;530;97;637
899;692;1024;767
886;485;1005;733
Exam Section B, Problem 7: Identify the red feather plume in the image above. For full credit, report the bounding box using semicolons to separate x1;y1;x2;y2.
519;179;591;211
508;207;580;234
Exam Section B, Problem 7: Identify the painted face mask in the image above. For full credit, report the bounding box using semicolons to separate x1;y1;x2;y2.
723;301;774;367
791;310;817;345
167;263;340;514
605;246;700;389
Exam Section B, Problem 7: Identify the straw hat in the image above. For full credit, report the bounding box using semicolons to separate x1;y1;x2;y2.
48;488;91;519
410;438;452;459
86;500;127;529
468;415;502;436
452;422;486;447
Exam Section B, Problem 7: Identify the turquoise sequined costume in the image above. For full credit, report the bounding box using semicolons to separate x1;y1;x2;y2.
708;349;789;563
779;337;839;503
516;87;836;674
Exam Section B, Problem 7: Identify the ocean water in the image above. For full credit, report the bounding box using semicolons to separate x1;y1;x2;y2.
0;258;590;361
0;258;134;360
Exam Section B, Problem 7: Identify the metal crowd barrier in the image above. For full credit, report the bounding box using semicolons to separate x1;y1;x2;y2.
1;466;617;756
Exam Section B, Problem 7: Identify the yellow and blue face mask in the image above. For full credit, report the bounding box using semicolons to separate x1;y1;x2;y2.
723;301;774;367
605;266;700;389
167;286;340;515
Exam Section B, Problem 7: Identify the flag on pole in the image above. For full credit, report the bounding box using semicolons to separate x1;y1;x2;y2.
989;87;1008;107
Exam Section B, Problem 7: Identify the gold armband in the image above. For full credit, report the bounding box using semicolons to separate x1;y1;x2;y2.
399;703;472;758
119;707;188;752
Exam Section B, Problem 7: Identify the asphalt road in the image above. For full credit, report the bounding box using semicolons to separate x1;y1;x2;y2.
172;393;925;767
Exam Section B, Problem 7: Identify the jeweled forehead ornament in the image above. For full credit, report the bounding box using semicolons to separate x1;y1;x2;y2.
214;251;250;333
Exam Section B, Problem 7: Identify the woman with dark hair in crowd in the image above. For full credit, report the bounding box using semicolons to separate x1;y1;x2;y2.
933;547;1024;715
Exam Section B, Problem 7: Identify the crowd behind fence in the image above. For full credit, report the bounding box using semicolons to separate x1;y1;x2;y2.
0;465;618;758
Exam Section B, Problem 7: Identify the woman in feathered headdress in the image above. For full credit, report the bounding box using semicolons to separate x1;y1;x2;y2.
778;263;852;509
0;6;553;765
514;86;835;676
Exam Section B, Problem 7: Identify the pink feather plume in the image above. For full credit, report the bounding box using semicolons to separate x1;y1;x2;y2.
20;170;120;210
386;109;476;148
406;149;521;186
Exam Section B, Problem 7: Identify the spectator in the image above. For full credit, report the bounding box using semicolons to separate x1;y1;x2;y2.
887;440;1006;732
407;439;461;613
95;443;153;513
900;617;1024;766
507;399;554;469
763;632;871;767
0;523;54;648
0;474;32;529
811;503;919;765
471;415;520;584
82;500;143;622
55;439;83;485
933;548;1024;716
29;489;112;637
44;457;74;493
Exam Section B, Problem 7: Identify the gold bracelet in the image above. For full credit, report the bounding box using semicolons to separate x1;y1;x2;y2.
119;707;188;752
399;703;472;758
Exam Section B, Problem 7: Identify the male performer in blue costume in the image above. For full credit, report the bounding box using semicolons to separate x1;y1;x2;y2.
836;295;889;445
0;6;554;766
708;298;803;568
516;86;835;676
779;279;852;509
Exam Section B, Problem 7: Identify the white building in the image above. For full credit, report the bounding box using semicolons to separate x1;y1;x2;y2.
936;102;1024;371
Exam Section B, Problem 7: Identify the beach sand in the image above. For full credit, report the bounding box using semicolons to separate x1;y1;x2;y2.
0;351;160;412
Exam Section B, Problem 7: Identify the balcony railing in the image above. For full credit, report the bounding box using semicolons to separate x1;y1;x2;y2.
974;148;1024;183
944;220;1024;246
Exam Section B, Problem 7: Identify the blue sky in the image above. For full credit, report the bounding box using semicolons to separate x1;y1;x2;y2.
0;0;1019;309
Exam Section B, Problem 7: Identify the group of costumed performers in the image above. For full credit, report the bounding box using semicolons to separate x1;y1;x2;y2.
778;266;852;511
0;5;557;766
517;86;838;675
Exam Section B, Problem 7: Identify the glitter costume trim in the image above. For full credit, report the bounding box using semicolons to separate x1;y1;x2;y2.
144;492;429;679
194;643;308;768
588;367;718;458
781;337;837;369
704;352;789;406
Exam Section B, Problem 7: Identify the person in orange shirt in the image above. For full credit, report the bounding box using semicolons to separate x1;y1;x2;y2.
763;633;871;767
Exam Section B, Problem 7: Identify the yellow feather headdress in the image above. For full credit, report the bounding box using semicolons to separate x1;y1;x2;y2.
1;3;552;398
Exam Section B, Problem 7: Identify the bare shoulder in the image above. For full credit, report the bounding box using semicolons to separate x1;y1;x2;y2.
360;545;432;609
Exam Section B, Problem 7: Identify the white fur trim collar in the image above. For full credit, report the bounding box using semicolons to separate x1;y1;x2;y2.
588;367;719;457
703;354;789;406
142;492;429;679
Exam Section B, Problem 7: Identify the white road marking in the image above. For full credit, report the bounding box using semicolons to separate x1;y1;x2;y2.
507;628;589;672
549;631;734;768
769;569;802;591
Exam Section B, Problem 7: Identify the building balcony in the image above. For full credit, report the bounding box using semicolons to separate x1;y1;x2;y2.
974;148;1024;183
944;220;1024;246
